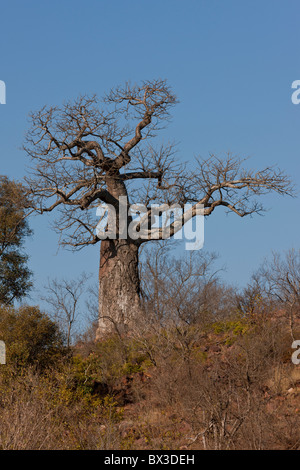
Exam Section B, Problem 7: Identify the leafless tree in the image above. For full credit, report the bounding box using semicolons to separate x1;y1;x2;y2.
235;273;269;318
125;243;236;376
42;273;91;346
23;79;294;336
257;249;300;340
139;242;229;325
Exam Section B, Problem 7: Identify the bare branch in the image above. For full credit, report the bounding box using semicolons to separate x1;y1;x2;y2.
23;83;294;249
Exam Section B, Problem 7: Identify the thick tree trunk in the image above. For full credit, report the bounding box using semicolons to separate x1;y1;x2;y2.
96;238;141;338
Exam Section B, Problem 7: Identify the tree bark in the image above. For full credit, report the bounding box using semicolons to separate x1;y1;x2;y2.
96;238;141;338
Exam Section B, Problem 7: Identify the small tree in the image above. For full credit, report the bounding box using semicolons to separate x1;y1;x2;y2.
24;79;294;336
42;273;90;347
257;249;300;340
139;242;224;325
0;176;32;304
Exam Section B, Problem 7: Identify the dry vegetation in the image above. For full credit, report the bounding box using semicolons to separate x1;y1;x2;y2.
0;248;299;450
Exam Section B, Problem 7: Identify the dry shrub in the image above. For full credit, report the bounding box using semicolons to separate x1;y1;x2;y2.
0;366;122;450
131;316;300;450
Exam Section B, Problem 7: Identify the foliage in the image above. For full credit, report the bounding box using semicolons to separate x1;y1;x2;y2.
0;305;67;369
0;176;32;304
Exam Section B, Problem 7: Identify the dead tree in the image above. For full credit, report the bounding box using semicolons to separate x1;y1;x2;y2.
23;79;294;337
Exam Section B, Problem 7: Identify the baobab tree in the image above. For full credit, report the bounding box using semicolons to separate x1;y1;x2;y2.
24;79;294;337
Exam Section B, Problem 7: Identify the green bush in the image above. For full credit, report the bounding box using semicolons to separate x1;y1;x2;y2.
0;305;68;369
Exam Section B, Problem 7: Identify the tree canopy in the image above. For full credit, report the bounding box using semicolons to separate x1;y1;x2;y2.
0;176;32;304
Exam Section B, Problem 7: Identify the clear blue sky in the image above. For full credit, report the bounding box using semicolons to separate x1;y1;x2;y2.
0;0;299;306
